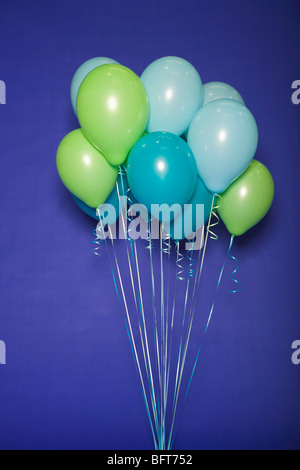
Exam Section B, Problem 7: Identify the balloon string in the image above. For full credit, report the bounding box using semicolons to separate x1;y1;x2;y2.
92;228;104;256
122;165;137;220
145;217;153;251
159;225;166;449
204;234;234;334
109;226;159;449
148;219;161;406
161;224;172;442
118;164;126;177
117;168;134;245
175;241;185;281
229;244;242;293
118;172;161;438
161;224;171;255
159;224;173;448
184;234;237;405
167;196;215;450
164;238;181;430
188;226;205;309
123;161;161;423
133;240;160;433
93;216;158;449
111;174;161;445
121;162;160;414
93;199;112;256
94;222;121;305
186;239;196;278
172;238;195;413
207;194;222;240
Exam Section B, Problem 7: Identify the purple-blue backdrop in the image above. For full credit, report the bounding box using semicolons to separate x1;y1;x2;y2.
0;0;299;450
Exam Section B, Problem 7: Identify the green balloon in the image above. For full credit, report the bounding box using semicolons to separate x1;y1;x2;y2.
76;64;149;166
218;159;274;236
56;129;118;208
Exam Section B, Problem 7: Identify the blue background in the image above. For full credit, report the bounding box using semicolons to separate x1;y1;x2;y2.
0;0;299;450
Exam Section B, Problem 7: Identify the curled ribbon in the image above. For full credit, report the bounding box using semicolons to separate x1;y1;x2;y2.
145;218;153;251
92;228;103;256
186;241;195;278
118;166;135;246
175;241;185;281
228;236;242;293
92;213;106;257
161;224;171;256
207;193;222;240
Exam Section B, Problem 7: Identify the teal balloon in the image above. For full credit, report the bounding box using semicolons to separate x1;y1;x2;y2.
188;99;258;194
127;132;197;223
72;195;99;220
203;81;245;106
140;56;203;136
72;171;129;223
170;176;213;240
70;57;119;116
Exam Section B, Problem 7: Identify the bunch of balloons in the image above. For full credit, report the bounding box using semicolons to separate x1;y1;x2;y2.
56;56;275;451
57;56;274;239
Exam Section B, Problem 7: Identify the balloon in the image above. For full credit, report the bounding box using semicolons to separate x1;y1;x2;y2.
72;170;129;222
72;195;99;220
127;132;197;223
188;99;258;194
77;64;149;166
140;56;203;135
170;176;213;240
218;159;274;236
56;129;118;208
70;57;119;116
203;81;245;106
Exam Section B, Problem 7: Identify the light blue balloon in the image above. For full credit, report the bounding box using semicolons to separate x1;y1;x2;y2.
70;57;119;116
127;132;197;223
170;176;213;240
188;99;258;194
183;82;244;140
140;57;203;136
203;81;245;106
72;170;128;223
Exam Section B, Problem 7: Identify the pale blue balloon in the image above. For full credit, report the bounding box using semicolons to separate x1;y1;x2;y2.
183;82;244;140
140;56;203;136
70;57;119;116
203;81;245;106
188;99;258;194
